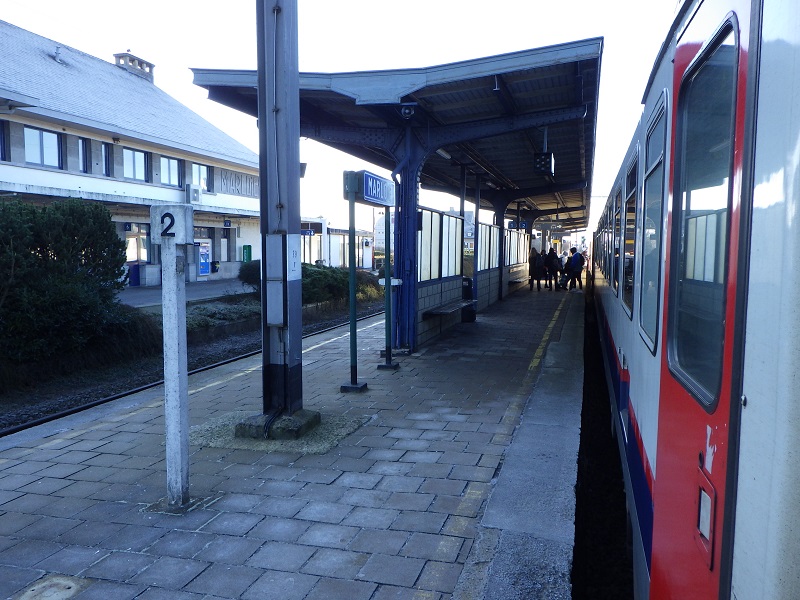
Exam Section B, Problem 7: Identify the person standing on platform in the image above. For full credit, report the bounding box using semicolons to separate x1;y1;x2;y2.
568;247;584;290
529;247;545;291
545;248;562;290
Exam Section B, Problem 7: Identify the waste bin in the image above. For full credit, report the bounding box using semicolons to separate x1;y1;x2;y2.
462;276;476;322
211;261;220;273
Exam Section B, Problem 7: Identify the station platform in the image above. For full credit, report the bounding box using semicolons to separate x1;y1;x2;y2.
0;287;585;599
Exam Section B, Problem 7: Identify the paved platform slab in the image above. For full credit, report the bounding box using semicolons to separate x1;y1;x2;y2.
0;288;583;599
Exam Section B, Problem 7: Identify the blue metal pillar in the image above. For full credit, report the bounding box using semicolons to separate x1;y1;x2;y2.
495;204;506;302
392;125;426;352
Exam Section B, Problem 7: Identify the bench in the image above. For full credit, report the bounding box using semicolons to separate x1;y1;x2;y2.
509;276;530;284
422;299;477;320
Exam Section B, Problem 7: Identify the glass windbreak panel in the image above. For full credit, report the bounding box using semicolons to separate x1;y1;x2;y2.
623;162;638;311
431;212;441;280
441;216;452;277
671;29;736;403
454;218;463;275
418;211;432;281
478;223;490;271
491;227;500;268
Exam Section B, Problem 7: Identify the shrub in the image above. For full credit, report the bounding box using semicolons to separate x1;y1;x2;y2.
355;269;382;302
0;199;127;364
238;261;382;305
238;259;261;293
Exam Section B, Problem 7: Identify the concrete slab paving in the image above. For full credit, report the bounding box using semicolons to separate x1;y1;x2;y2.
0;288;584;599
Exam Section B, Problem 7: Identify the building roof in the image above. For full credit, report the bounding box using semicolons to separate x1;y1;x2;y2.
193;38;602;230
0;20;258;169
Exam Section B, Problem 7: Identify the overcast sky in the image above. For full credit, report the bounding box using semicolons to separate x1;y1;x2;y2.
4;0;679;232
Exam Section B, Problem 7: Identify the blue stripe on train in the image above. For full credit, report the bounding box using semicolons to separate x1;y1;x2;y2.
597;297;654;573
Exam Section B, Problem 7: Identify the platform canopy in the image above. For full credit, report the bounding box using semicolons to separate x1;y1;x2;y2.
193;37;602;231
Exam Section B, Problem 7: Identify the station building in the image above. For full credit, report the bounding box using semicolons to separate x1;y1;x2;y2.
0;20;262;286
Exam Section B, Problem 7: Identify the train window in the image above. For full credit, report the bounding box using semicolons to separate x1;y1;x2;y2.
623;159;638;312
640;108;666;348
669;28;736;404
613;191;622;294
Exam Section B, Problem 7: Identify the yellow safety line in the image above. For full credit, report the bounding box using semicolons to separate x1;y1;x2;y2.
528;294;568;371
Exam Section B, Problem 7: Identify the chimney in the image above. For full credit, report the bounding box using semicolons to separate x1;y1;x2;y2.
113;51;155;83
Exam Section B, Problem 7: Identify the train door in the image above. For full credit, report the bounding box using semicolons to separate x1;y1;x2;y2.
651;1;752;598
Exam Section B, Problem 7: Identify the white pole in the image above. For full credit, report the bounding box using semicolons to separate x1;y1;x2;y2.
161;239;189;506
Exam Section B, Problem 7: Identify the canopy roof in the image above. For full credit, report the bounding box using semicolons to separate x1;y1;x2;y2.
193;37;602;230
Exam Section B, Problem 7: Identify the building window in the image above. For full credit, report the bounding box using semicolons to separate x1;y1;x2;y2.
101;143;113;176
125;223;151;263
160;156;182;187
0;121;7;161
192;163;212;192
77;138;90;173
24;126;61;167
123;147;149;181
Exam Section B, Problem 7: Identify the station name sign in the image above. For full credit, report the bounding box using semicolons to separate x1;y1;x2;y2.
343;170;395;207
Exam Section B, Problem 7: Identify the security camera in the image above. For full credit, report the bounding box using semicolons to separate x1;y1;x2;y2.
400;105;415;119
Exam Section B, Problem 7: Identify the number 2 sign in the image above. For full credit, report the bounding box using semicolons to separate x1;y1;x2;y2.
150;205;194;245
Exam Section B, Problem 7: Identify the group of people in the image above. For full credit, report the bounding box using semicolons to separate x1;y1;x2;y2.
528;246;586;292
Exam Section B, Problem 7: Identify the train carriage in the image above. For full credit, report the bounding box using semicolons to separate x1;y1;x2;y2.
593;0;800;598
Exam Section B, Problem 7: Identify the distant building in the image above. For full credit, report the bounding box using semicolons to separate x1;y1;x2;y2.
301;217;373;269
0;20;261;286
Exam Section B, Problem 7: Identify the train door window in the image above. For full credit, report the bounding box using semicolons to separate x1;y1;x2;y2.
623;158;638;312
640;105;666;349
669;27;736;404
613;191;622;293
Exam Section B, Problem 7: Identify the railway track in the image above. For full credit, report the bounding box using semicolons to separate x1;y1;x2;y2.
0;311;383;437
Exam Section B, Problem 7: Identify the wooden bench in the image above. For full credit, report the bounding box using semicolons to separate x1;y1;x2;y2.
422;299;477;320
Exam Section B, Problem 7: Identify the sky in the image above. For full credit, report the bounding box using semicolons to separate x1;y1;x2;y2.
3;0;679;235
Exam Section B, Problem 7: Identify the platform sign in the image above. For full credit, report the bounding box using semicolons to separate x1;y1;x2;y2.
343;170;395;207
150;204;193;245
300;229;316;236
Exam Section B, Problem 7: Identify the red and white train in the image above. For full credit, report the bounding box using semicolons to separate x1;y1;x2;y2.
593;0;800;598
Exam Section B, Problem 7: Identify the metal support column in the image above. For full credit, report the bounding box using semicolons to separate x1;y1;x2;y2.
392;126;425;352
256;0;303;416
